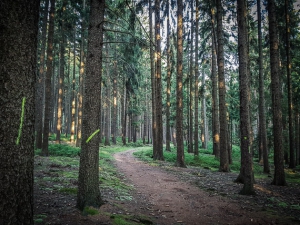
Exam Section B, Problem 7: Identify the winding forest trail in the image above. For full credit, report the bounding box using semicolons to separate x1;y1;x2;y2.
113;149;273;225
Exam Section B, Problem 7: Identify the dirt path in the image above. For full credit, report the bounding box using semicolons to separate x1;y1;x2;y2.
113;149;276;225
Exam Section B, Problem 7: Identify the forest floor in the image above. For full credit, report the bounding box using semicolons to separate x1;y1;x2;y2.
34;148;300;225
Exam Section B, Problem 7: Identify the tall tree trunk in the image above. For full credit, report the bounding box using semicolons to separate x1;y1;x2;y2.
154;0;164;160
112;48;117;144
166;0;171;152
42;0;55;156
176;0;186;168
211;6;220;158
122;77;127;145
268;0;287;186
194;0;200;155
236;0;255;195
56;0;67;143
0;0;39;223
257;0;270;173
76;0;86;147
36;0;49;149
77;0;105;210
216;0;229;172
188;0;194;154
285;0;295;169
149;0;157;155
70;26;77;143
104;78;111;146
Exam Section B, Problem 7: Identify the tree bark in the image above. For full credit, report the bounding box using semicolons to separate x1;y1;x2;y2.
211;5;220;158
153;0;164;160
194;0;200;155
268;0;287;186
36;0;49;150
166;0;171;152
285;0;295;169
0;0;39;223
236;0;255;195
216;0;229;172
257;0;270;173
56;0;67;143
176;0;186;168
77;0;105;210
42;0;55;156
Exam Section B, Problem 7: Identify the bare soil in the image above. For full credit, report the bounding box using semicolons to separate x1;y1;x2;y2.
34;149;300;225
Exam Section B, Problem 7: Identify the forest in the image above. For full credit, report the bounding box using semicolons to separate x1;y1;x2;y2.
1;0;300;224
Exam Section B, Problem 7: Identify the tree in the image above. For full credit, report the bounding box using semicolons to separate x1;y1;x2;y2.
166;0;172;152
210;3;220;159
236;0;255;195
194;0;200;156
285;0;295;169
56;0;67;143
216;0;229;172
153;0;164;160
77;0;105;210
0;0;40;223
268;0;287;186
36;0;49;149
176;0;186;168
257;0;270;173
42;0;56;156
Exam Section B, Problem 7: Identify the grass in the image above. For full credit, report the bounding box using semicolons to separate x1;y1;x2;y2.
133;142;299;184
35;143;137;204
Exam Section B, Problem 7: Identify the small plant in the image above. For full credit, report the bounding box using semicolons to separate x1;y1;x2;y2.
82;207;99;216
59;187;77;195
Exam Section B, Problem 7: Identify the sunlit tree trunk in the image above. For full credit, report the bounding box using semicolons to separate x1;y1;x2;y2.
42;0;55;156
176;0;186;168
112;48;117;144
70;26;77;143
36;0;49;149
268;0;286;186
77;0;105;210
211;5;220;158
56;0;67;143
0;0;39;223
165;0;171;152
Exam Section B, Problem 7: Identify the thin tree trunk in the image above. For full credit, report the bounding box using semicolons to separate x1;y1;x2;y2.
42;0;55;156
216;0;229;172
56;1;67;143
112;48;117;144
285;0;295;169
188;0;194;154
70;26;77;143
268;0;287;186
166;0;171;152
176;0;186;168
236;0;255;195
211;6;220;158
149;0;157;155
257;0;270;173
154;0;164;160
36;0;49;149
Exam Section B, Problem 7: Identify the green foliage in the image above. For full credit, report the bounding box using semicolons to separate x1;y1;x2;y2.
34;214;47;224
40;144;80;157
82;207;99;216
